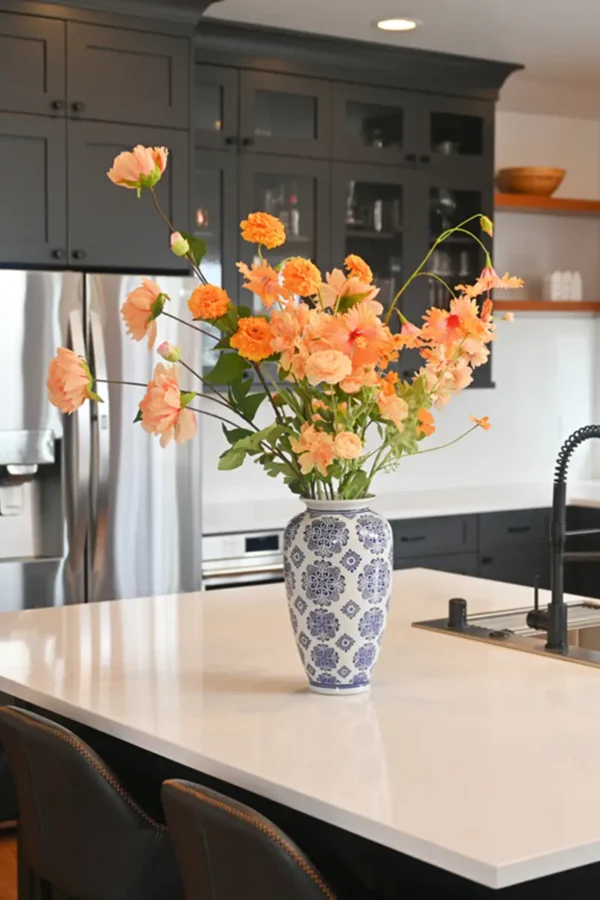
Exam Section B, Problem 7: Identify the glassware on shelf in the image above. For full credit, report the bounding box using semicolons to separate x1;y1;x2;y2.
195;207;210;230
373;199;383;233
289;185;300;238
430;188;457;231
345;181;364;229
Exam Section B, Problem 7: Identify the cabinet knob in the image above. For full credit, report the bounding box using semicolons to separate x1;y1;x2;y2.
50;100;65;111
72;249;87;261
71;102;86;113
405;153;417;163
420;154;431;164
241;137;255;147
224;136;238;146
51;249;66;260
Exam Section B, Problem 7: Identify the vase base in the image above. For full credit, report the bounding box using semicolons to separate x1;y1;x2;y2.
308;682;370;696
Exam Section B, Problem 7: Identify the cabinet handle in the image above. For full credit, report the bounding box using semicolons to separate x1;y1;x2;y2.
400;535;426;543
51;249;66;260
50;100;65;111
406;152;417;163
72;250;87;261
71;102;86;113
481;556;493;565
419;154;431;164
224;136;238;146
507;525;531;534
241;137;255;147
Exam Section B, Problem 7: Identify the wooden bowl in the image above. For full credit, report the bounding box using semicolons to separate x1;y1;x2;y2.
495;167;566;196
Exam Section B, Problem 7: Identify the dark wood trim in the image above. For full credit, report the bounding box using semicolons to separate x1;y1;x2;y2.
195;19;522;99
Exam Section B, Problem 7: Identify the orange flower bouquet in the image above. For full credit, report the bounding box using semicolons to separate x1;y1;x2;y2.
46;144;522;694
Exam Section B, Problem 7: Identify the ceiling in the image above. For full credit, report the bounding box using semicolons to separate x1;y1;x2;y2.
205;0;600;92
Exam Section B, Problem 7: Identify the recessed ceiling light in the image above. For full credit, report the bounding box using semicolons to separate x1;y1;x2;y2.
376;17;421;31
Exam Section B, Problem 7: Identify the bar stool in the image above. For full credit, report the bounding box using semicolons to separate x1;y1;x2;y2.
162;779;337;899
0;706;184;900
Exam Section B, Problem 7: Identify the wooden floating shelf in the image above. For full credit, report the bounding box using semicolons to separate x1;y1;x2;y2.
493;300;600;312
494;193;600;216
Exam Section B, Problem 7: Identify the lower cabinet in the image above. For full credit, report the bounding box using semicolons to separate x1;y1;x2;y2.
395;552;478;577
477;546;550;590
564;507;600;599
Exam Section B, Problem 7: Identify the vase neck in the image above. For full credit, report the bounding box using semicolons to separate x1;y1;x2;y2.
301;498;373;513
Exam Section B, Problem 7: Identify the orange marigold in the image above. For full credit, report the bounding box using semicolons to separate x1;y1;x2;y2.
417;408;436;437
281;257;321;297
188;284;231;321
230;316;274;363
240;212;286;249
344;254;373;285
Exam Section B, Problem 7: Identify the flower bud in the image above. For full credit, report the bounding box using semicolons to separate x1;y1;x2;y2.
480;215;494;237
157;341;181;363
170;231;190;257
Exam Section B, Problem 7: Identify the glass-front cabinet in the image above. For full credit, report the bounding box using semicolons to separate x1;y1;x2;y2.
194;64;239;151
332;84;419;166
423;96;493;172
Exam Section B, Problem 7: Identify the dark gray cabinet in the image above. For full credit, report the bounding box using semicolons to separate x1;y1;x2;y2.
0;113;67;266
478;547;550;590
195;64;239;150
68;122;189;271
395;552;478;577
392;515;477;565
422;95;493;173
0;13;65;117
66;23;190;129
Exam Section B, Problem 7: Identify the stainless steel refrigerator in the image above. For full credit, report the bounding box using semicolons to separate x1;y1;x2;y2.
0;270;202;611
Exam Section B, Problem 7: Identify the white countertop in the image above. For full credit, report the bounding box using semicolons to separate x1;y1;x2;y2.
2;571;600;888
204;480;600;534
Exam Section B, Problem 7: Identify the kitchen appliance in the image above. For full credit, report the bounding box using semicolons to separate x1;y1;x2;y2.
202;531;283;590
0;270;202;611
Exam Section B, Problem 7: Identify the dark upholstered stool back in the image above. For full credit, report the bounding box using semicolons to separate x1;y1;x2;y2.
0;706;184;900
162;779;336;900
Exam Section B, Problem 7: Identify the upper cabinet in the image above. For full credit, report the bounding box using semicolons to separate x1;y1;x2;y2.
66;23;190;129
0;13;65;116
332;83;419;167
421;96;493;172
194;64;239;150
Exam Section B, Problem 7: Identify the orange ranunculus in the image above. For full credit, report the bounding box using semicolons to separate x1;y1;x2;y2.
281;258;321;297
188;284;231;321
47;348;96;414
417;408;436;437
471;415;492;431
107;145;168;190
344;254;373;284
237;261;292;309
240;212;286;249
334;431;363;460
121;277;163;348
318;268;380;309
290;424;335;477
139;363;197;448
324;301;392;371
304;349;352;387
457;266;524;299
230;316;274;362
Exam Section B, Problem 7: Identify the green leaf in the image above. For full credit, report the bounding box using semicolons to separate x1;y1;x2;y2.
238;305;253;319
213;336;231;350
222;425;253;446
341;469;369;500
147;295;166;322
214;307;239;334
204;353;250;385
235;423;285;454
238;391;266;422
180;391;196;409
133;409;143;424
230;375;253;404
218;447;247;470
180;231;207;266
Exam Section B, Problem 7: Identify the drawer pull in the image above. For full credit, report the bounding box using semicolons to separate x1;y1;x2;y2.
481;556;493;565
400;535;426;543
507;525;531;534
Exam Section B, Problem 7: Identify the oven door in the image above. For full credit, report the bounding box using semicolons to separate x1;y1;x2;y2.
202;563;284;591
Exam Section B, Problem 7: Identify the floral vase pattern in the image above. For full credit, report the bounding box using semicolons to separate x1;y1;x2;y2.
284;499;393;695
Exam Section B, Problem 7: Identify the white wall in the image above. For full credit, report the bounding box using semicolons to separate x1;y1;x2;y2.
202;99;600;509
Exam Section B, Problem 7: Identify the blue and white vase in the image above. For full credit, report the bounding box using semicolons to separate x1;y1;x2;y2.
283;498;393;696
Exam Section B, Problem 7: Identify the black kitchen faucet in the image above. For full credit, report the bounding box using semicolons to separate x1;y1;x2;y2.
526;426;600;651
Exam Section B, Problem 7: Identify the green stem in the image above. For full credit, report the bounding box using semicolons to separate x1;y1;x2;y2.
254;363;284;424
149;187;208;285
413;425;478;457
413;270;457;301
163;311;219;341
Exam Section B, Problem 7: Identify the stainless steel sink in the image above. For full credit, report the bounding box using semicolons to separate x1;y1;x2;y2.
414;601;600;667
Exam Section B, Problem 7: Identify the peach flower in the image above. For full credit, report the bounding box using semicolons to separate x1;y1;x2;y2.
457;266;524;299
240;212;286;249
503;312;515;322
344;254;373;284
237;261;291;309
281;258;321;297
121;277;163;348
396;321;423;349
139;363;197;448
47;348;96;414
417;408;436;437
290;424;335;477
334;431;363;460
230;317;274;362
318;268;380;309
304;349;352;386
107;145;168;190
325;302;392;371
270;305;310;369
376;375;408;431
340;366;379;394
188;284;231;321
471;415;492;431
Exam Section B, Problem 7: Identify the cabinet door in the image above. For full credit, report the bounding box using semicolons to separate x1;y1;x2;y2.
331;163;422;345
68;122;189;272
194;64;239;150
193;148;238;374
240;72;332;159
395;552;478;577
66;23;189;129
419;95;493;173
0;13;65;116
238;154;331;311
0;113;67;266
332;83;420;166
478;547;550;590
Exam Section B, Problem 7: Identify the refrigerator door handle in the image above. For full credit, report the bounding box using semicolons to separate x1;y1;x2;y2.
89;309;111;597
65;309;90;579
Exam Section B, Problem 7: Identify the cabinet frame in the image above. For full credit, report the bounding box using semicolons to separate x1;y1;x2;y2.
194;64;240;151
0;12;65;117
193;147;239;303
419;94;494;173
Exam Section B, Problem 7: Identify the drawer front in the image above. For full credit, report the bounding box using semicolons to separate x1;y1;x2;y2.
479;508;550;550
392;515;476;561
478;546;550;589
395;552;478;576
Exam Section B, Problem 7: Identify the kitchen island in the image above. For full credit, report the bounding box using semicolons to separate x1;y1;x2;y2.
2;570;600;896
